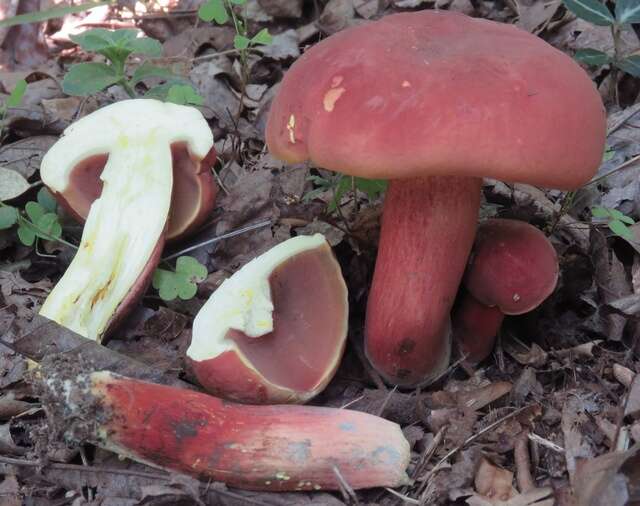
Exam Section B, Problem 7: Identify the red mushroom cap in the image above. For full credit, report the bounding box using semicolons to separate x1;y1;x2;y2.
464;219;559;315
266;10;605;188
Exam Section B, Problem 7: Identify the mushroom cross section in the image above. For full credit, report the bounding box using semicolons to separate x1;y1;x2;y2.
39;99;214;342
188;234;349;404
266;10;606;386
41;100;217;241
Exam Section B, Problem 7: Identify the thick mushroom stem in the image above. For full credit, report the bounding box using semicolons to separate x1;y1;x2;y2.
40;370;411;491
452;290;505;363
365;176;482;386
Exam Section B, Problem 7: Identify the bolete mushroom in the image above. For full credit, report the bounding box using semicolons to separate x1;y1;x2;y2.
453;219;559;363
266;11;606;386
41;101;217;241
188;234;348;404
40;369;411;491
39;99;214;342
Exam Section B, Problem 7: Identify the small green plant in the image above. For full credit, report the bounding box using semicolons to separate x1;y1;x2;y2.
565;0;640;97
198;0;271;84
592;206;636;240
0;188;71;248
63;28;202;105
0;79;27;140
153;256;208;301
304;174;387;213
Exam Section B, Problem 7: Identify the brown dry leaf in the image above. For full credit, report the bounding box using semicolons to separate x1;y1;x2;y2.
260;30;300;60
591;230;631;341
0;167;30;201
0;135;57;179
503;341;548;367
0;423;25;455
512;368;542;405
573;443;640;506
516;0;561;34
316;0;356;35
625;374;640;418
467;487;554;506
353;0;386;18
0;271;52;320
0;391;35;420
190;63;241;127
0;474;21;506
162;26;235;59
0;0;48;69
473;457;517;503
295;219;345;247
561;394;597;484
258;0;303;17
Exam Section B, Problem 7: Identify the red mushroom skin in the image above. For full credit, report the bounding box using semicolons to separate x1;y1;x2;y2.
365;176;482;386
45;371;411;491
266;11;606;189
452;290;505;363
50;144;218;242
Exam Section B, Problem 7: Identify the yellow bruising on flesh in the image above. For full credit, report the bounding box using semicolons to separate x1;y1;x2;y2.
323;75;346;112
39;127;173;341
287;114;296;144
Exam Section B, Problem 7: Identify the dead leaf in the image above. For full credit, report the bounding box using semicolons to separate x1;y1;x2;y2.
0;135;57;179
316;0;356;35
0;168;30;201
260;29;300;60
0;474;21;506
190;63;241;127
295;220;345;246
0;423;25;455
591;230;631;341
573;444;640;506
474;457;517;503
516;0;561;34
503;341;548;367
625;374;640;419
467;487;554;506
258;0;303;17
162;26;235;59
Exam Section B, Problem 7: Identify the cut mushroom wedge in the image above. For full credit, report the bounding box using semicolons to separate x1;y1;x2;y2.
39;99;214;342
188;234;349;404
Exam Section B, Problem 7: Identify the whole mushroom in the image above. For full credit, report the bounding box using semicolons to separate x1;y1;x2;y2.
40;99;215;342
266;10;606;386
453;219;559;363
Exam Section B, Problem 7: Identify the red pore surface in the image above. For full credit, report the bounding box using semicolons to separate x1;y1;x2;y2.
192;245;347;403
266;11;605;188
53;144;217;241
365;177;481;386
465;219;559;315
453;290;505;363
96;374;409;491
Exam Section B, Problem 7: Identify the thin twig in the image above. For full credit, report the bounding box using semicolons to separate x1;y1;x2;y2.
332;465;360;505
585;153;640;188
376;386;397;417
385;487;420;504
419;405;530;496
514;432;535;493
162;220;272;261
